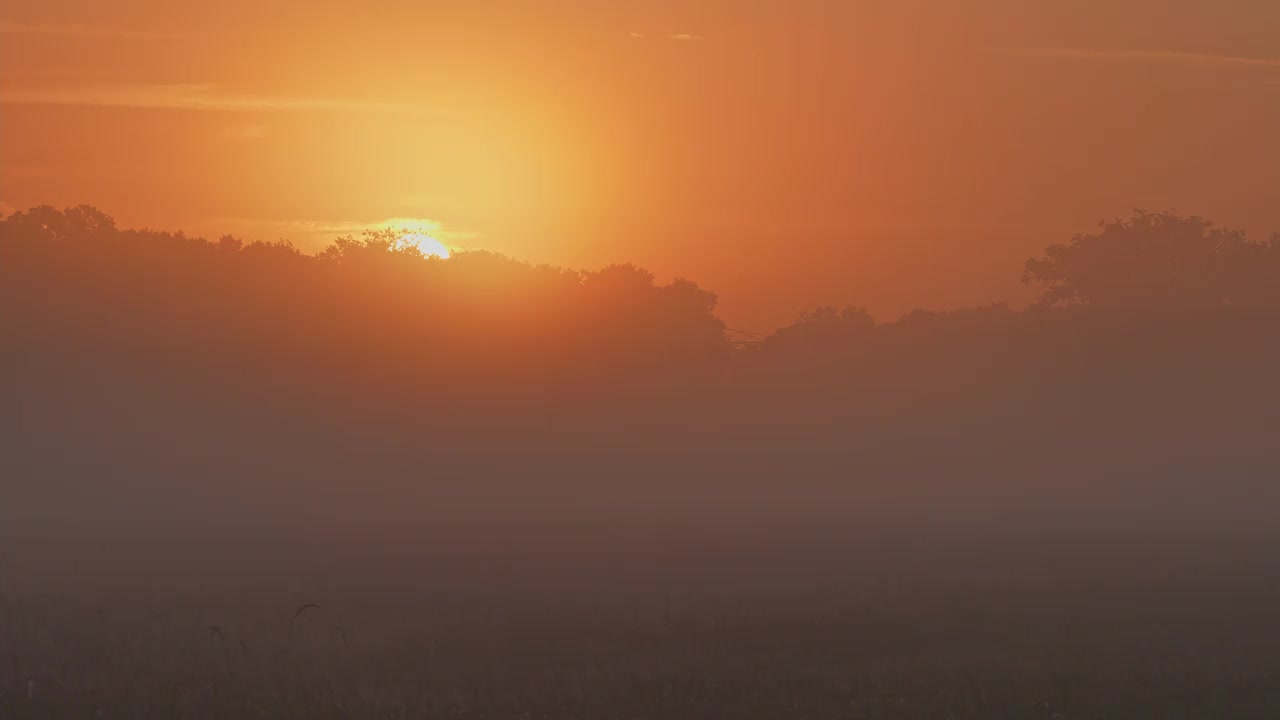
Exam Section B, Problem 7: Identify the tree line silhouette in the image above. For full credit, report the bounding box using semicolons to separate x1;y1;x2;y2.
5;205;1280;534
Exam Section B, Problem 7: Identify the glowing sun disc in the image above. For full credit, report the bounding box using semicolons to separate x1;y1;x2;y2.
402;232;451;259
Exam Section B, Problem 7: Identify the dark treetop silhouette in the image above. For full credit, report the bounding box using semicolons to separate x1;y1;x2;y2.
4;205;1280;540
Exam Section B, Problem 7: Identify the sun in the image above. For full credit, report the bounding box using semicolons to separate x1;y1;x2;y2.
401;232;451;259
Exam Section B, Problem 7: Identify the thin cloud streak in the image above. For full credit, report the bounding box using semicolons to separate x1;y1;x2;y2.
992;47;1280;69
629;32;704;42
0;19;177;39
0;84;426;113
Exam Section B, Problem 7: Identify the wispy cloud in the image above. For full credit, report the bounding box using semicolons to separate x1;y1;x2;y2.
991;47;1280;69
0;19;176;39
0;84;421;113
628;32;704;43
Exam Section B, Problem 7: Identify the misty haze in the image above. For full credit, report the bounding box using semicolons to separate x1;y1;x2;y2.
5;1;1280;718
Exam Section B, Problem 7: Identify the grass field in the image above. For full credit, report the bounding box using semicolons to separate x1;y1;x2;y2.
3;530;1279;718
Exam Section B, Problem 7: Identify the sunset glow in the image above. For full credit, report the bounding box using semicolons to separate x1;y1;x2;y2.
4;2;1277;330
403;232;451;259
6;2;1280;716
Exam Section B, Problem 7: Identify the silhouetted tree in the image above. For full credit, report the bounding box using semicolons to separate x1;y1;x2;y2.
6;203;1280;514
1023;210;1280;310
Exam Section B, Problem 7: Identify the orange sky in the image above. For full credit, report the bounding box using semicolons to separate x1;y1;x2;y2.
4;0;1280;329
